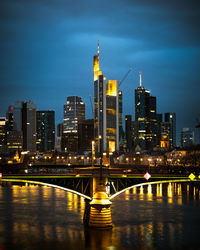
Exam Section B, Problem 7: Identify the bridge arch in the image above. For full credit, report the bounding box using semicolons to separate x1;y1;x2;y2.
109;179;199;200
1;179;92;200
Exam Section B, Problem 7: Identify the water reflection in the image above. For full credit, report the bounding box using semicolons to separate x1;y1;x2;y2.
116;182;200;204
111;182;200;249
0;181;200;249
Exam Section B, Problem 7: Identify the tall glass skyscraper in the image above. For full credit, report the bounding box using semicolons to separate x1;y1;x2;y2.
135;73;157;151
165;112;176;148
36;111;55;152
93;42;119;153
10;101;36;152
63;96;85;134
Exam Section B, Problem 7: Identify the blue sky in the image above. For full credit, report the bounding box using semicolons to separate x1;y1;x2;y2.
0;0;200;144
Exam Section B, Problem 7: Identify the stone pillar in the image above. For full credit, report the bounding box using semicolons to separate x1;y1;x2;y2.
87;176;112;228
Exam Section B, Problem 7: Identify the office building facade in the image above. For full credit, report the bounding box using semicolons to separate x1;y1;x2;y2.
180;128;194;148
0;118;7;153
134;73;157;151
36;111;55;152
8;101;37;152
165;112;176;148
63;96;85;134
78;119;94;153
93;42;119;153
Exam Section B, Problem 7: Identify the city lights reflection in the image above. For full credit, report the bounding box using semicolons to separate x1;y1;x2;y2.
0;180;200;249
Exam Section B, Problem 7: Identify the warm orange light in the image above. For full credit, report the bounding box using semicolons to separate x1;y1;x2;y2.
109;141;115;153
106;80;117;96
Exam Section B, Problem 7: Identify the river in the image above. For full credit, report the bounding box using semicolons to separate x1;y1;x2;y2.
0;181;200;249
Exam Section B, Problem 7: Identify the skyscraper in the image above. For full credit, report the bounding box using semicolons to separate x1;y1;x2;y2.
63;96;85;134
78;119;94;153
164;112;176;148
93;42;119;153
0;117;7;153
6;106;23;153
9;101;36;152
21;101;37;152
36;111;55;152
180;128;194;148
134;73;157;151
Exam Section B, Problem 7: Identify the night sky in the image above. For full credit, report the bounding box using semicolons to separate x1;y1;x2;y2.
0;0;200;145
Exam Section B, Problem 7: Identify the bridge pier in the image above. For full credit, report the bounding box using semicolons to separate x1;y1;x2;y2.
84;176;112;228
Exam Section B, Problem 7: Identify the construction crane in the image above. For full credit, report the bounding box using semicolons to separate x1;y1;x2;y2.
89;68;132;115
119;68;133;87
89;94;94;115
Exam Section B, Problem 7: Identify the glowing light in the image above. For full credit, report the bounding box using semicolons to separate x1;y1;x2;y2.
109;141;115;153
110;179;199;200
1;179;92;200
0;173;2;179
144;172;151;181
106;80;117;96
189;173;196;181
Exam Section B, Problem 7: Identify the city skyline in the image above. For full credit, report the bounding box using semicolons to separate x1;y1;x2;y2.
1;0;200;142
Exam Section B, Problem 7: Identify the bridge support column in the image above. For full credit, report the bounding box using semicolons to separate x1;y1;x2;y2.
88;192;112;228
85;176;112;228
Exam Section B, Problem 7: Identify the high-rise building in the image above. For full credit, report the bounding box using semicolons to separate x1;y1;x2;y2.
63;96;85;134
78;119;94;153
21;101;37;152
5;101;36;153
93;42;119;153
156;113;162;147
0;117;7;153
180;128;194;148
61;133;78;153
6;106;23;153
63;96;85;153
134;73;157;151
160;122;171;149
164;113;176;148
36;111;55;152
57;123;63;137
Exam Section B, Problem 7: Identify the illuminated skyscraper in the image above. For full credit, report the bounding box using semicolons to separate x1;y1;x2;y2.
93;42;119;153
165;112;176;148
135;73;157;151
0;117;7;153
36;111;55;152
6;106;23;152
63;96;85;134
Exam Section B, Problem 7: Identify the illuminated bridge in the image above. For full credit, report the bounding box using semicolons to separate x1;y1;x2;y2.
1;167;200;228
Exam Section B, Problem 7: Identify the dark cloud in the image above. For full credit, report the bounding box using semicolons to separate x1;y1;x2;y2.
0;0;200;144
